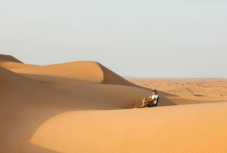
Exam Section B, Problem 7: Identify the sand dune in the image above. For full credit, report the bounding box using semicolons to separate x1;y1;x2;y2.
12;61;134;85
0;54;36;69
29;102;227;153
1;56;227;153
0;66;117;153
11;61;176;106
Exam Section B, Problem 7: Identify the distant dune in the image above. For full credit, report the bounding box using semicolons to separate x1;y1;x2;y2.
1;55;227;153
0;54;36;69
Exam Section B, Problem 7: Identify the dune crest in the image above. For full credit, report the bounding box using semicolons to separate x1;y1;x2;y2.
12;61;136;86
0;54;36;69
12;61;105;84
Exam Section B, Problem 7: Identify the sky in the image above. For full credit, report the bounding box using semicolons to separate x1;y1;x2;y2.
0;0;227;78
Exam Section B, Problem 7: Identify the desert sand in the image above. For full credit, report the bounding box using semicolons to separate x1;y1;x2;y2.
127;78;227;97
0;54;36;69
1;54;227;153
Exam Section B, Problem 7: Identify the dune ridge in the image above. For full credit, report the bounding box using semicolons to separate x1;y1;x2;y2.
12;61;106;84
12;61;137;86
0;54;36;69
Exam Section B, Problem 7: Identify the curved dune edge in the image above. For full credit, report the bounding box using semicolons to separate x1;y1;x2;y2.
98;63;136;86
11;61;137;86
12;61;105;84
29;102;227;153
0;60;37;69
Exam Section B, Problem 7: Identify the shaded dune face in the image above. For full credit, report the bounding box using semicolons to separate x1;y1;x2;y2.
98;63;136;86
51;84;176;109
0;54;23;63
2;56;226;153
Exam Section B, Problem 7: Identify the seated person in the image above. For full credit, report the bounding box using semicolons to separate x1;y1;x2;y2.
139;89;159;108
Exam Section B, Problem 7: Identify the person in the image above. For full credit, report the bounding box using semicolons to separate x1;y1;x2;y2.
138;89;159;108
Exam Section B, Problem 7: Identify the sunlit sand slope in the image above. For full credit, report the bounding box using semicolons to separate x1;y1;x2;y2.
12;61;137;86
0;54;36;69
169;96;227;105
13;61;135;86
12;61;106;84
28;102;227;153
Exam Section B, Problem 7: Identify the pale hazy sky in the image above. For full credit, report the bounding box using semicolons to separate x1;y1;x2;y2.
0;0;227;78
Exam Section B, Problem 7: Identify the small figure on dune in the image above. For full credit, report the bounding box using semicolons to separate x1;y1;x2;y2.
135;89;159;108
